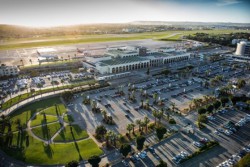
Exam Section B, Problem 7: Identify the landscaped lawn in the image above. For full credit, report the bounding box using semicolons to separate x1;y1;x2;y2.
31;122;62;140
1;133;103;165
63;114;74;123
30;114;58;127
4;97;62;133
54;125;89;142
42;104;67;116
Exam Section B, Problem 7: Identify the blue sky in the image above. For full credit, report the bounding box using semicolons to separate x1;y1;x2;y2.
0;0;249;27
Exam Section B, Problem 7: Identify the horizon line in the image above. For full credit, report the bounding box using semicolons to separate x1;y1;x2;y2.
1;20;250;28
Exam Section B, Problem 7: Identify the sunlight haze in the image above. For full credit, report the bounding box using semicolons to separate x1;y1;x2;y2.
0;0;250;27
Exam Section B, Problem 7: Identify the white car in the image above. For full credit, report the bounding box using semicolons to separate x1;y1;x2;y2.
243;147;250;152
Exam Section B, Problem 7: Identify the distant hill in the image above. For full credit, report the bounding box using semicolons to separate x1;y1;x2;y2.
0;21;249;39
130;21;250;26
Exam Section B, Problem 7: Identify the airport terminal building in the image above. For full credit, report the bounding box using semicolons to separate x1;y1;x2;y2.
84;46;190;74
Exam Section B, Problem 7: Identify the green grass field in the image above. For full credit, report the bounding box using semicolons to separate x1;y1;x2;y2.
2;132;103;165
63;114;74;123
31;122;62;140
30;114;58;127
43;104;67;116
6;97;62;132
0;29;248;50
54;125;89;142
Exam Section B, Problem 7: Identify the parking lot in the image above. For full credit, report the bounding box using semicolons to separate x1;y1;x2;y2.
111;106;250;167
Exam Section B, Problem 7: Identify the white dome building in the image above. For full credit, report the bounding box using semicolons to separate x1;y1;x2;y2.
235;41;250;57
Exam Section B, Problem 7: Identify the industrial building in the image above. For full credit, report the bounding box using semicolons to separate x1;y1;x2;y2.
235;41;250;57
84;46;190;74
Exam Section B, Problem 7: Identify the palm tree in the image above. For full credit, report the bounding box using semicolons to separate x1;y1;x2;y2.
140;121;146;133
102;110;108;121
136;119;142;131
29;59;32;65
144;116;150;133
131;90;135;100
20;59;24;66
156;110;164;125
105;130;113;147
126;124;133;135
203;95;210;104
153;93;158;104
131;123;135;134
141;99;144;108
196;98;203;107
152;110;158;125
91;100;97;112
171;102;177;113
110;131;118;148
145;98;149;109
128;83;131;91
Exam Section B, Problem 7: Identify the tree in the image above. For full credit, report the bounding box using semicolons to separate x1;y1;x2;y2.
29;59;32;65
213;101;221;110
221;97;229;107
141;99;144;108
156;160;168;167
146;68;150;75
131;123;135;134
95;125;107;139
170;102;177;113
156;126;167;141
144;116;150;133
153;93;158;104
105;131;112;147
206;104;214;114
126;124;133;135
65;160;79;167
152;110;158;125
61;91;74;102
156;110;164;125
88;155;101;167
120;144;131;157
102;110;108;121
136;135;146;150
109;131;118;147
198;114;207;124
20;59;24;66
234;153;250;167
237;79;246;89
136;119;142;131
198;108;206;114
91;100;98;112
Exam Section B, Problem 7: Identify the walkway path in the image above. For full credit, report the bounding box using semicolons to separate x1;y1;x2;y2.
0;83;100;117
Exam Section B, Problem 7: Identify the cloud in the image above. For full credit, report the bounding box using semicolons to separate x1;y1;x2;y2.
216;0;242;6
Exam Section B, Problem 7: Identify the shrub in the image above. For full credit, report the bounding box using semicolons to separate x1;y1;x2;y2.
136;135;146;150
206;104;214;114
198;114;207;124
148;123;155;130
198;108;206;114
65;160;79;167
213;101;221;110
156;126;167;141
169;118;176;124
